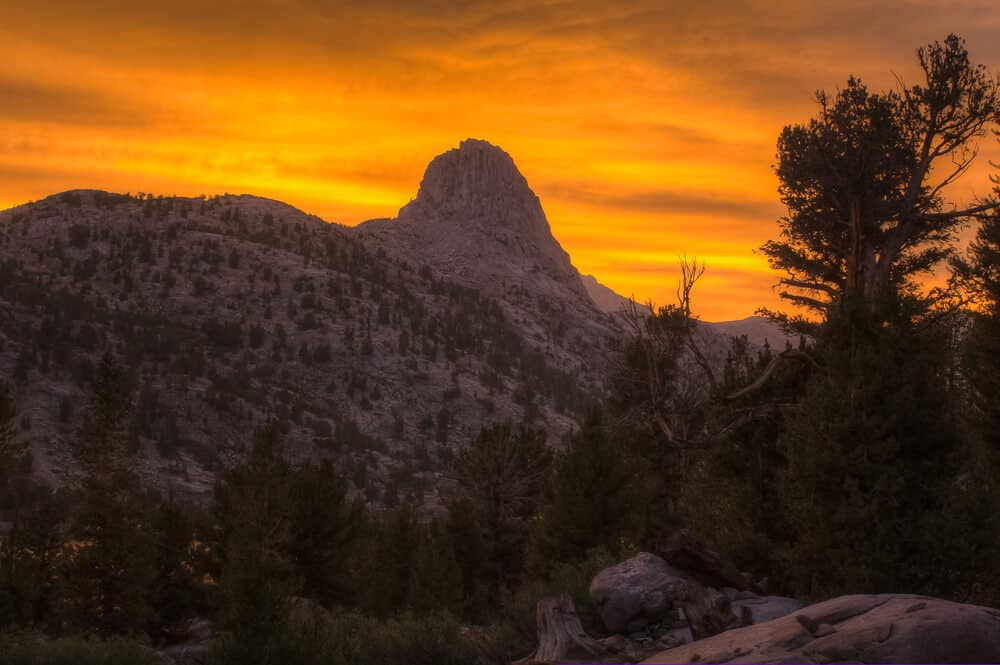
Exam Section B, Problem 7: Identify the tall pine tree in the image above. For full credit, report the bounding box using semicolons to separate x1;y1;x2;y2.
527;407;650;576
289;460;363;608
775;299;961;598
453;423;551;606
62;352;156;636
407;518;462;615
214;419;299;650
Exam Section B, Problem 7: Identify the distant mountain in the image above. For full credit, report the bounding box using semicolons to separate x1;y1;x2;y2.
580;273;631;314
578;271;790;349
704;317;795;349
0;141;620;504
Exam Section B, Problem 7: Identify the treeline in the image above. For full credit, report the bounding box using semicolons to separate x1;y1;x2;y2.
0;353;667;664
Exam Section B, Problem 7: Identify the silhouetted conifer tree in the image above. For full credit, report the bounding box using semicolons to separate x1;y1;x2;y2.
214;419;299;649
453;423;551;606
775;299;962;598
445;498;488;622
527;407;650;576
62;352;156;636
407;518;462;615
289;460;362;608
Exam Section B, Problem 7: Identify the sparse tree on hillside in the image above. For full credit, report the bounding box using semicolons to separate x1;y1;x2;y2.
746;35;1000;602
444;498;488;622
958;167;1000;450
0;490;66;631
944;167;1000;605
676;336;807;583
148;495;211;640
358;501;419;618
775;299;963;598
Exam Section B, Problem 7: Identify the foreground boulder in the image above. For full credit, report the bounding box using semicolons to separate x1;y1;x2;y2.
642;594;1000;664
589;552;694;634
590;552;742;638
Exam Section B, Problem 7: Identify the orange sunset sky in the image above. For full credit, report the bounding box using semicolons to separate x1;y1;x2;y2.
3;1;1000;320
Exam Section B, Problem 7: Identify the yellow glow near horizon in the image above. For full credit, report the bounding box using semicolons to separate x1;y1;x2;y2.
2;2;999;320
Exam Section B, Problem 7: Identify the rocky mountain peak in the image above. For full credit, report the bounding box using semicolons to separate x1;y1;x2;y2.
363;139;587;304
400;138;541;228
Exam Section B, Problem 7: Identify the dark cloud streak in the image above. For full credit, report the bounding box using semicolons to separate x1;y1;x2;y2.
542;182;782;219
0;77;152;128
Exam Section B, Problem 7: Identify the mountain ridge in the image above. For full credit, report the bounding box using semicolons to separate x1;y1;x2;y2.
0;153;610;503
0;140;776;503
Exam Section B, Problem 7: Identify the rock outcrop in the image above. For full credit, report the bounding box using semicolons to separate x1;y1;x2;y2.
516;551;800;664
642;594;1000;664
524;555;1000;665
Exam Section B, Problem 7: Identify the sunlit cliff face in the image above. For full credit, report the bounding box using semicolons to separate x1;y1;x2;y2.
3;1;998;320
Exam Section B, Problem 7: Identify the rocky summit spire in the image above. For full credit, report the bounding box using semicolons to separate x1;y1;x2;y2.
401;138;544;228
388;138;578;286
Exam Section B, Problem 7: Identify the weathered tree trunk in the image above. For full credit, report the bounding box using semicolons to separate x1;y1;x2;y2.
514;593;609;665
846;198;861;295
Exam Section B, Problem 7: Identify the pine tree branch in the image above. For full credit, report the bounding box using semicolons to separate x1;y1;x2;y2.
726;350;818;401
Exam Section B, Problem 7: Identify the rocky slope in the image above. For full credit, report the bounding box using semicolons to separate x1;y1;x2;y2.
0;183;606;503
580;273;631;315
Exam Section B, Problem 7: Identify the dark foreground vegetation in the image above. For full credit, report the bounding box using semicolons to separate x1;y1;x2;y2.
1;34;1000;664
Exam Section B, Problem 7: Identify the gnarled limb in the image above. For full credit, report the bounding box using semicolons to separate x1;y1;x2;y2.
726;349;818;401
